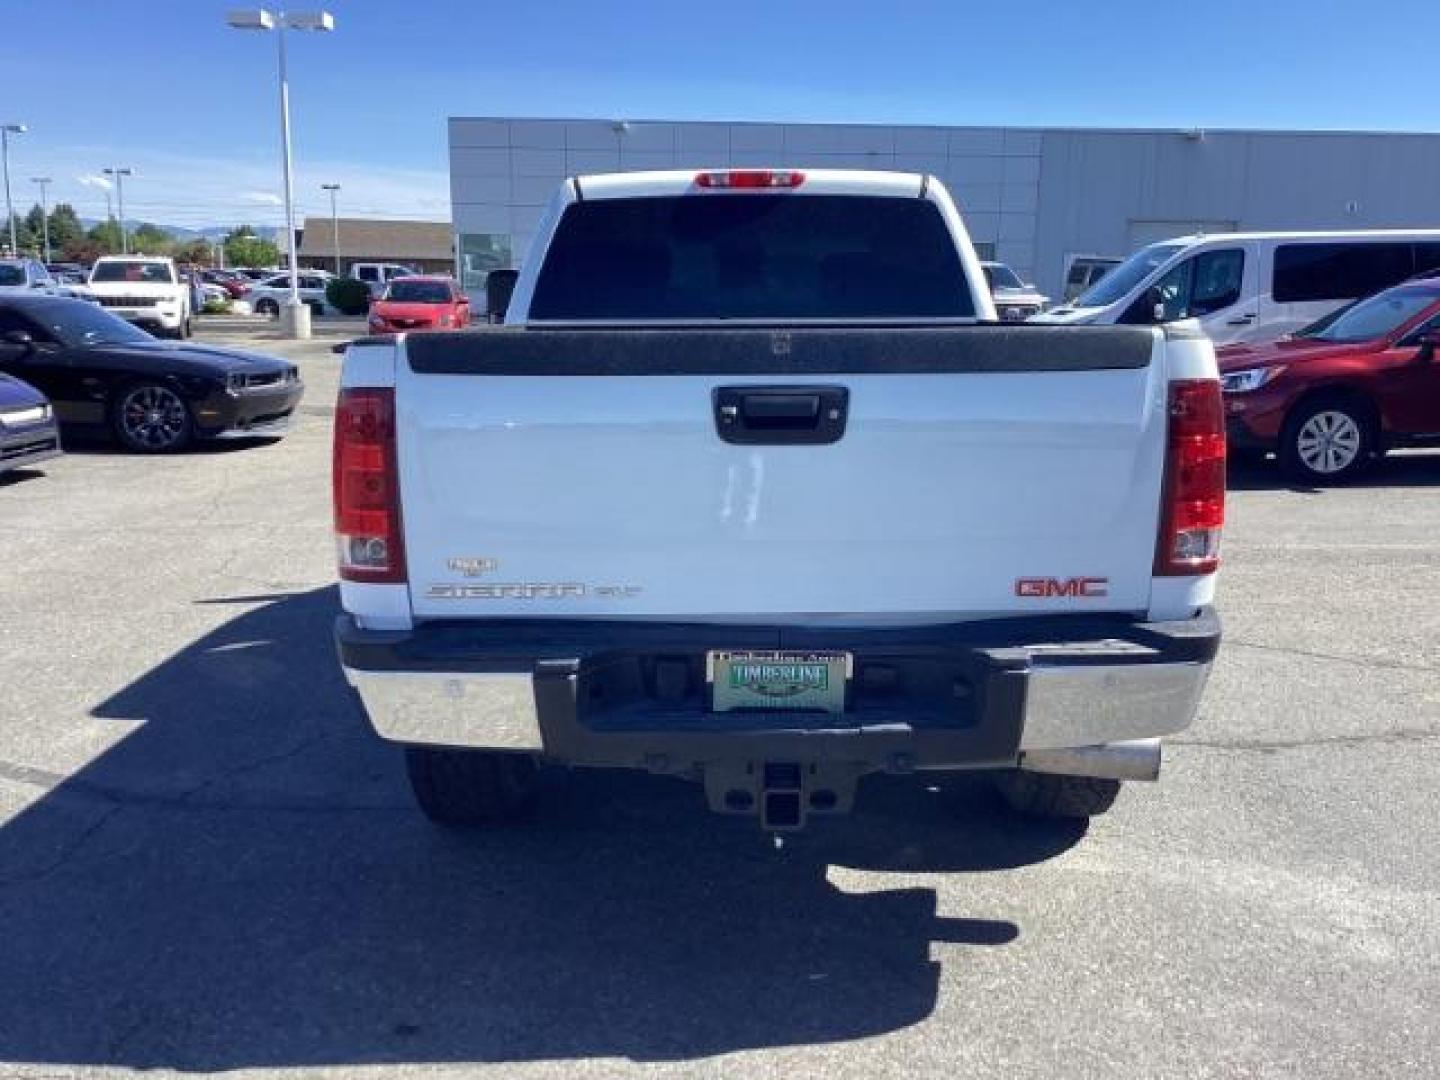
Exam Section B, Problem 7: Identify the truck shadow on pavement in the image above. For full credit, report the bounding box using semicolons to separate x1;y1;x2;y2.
0;587;1084;1070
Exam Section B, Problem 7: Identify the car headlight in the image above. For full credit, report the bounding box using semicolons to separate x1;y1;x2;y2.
1221;366;1284;393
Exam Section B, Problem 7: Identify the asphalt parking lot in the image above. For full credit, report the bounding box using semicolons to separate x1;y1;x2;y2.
1;323;1437;1079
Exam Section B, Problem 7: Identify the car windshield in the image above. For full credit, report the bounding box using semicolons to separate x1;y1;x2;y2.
1292;286;1439;343
90;261;173;285
0;264;26;286
27;299;155;347
385;280;451;303
983;264;1024;290
1073;242;1187;308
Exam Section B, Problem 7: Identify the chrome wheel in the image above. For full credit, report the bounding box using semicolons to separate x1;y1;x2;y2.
118;385;190;451
1295;410;1362;475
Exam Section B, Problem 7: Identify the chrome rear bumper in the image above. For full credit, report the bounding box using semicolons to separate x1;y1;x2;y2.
337;610;1218;777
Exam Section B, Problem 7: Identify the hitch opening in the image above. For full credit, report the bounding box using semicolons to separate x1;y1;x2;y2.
761;761;805;831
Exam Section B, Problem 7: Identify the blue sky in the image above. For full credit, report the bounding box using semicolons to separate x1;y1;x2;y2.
6;0;1438;228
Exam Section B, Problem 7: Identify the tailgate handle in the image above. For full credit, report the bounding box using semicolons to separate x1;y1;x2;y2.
714;386;849;445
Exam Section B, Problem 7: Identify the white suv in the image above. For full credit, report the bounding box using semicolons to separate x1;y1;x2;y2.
87;256;192;338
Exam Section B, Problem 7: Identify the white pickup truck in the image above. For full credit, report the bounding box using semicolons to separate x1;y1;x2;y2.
333;169;1224;832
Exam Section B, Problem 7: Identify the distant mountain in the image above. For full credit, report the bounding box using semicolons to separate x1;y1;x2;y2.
78;219;284;243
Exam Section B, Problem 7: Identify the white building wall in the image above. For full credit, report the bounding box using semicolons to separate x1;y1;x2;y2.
449;117;1044;288
451;118;1440;302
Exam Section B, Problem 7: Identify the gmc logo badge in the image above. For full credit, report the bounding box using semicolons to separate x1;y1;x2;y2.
1015;576;1110;599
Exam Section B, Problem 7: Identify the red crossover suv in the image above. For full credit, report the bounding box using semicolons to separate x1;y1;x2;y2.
368;276;471;335
1220;278;1440;482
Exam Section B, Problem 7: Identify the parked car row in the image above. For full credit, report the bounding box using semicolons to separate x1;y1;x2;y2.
2;257;99;304
1220;276;1440;481
1024;229;1440;485
1034;229;1440;344
0;294;303;480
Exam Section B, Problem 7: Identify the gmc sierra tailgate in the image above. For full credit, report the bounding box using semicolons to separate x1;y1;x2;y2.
396;326;1166;622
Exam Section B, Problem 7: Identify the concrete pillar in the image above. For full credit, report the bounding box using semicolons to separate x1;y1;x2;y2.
279;299;312;340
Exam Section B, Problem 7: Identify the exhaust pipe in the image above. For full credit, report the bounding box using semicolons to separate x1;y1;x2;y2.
1019;738;1162;782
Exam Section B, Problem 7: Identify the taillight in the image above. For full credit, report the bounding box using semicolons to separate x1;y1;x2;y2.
695;169;805;189
1155;379;1226;576
333;387;406;583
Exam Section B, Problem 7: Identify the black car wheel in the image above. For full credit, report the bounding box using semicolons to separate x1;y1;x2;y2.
112;382;194;453
254;297;279;318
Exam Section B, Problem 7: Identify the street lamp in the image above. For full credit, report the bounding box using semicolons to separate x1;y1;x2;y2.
321;182;341;275
31;176;52;262
1;123;26;256
103;167;133;254
227;8;335;339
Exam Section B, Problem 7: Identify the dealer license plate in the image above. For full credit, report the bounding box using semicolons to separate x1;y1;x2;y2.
708;651;851;714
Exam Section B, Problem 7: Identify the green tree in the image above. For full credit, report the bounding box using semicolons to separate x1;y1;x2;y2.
224;225;279;269
48;203;85;251
4;208;37;255
129;223;173;255
87;219;124;254
61;235;108;264
24;203;46;250
173;238;215;266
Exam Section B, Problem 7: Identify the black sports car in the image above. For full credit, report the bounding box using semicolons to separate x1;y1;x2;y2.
0;295;303;452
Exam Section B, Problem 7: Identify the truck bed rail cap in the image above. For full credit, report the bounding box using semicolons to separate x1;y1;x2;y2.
404;325;1159;377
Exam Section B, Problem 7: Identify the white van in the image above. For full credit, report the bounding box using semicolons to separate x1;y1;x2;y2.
1034;230;1440;344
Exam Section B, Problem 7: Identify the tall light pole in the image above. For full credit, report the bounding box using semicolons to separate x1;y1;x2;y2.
31;176;52;262
103;167;133;254
1;123;25;256
227;8;335;339
321;182;341;275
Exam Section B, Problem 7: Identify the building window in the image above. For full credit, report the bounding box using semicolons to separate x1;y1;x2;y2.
458;233;514;291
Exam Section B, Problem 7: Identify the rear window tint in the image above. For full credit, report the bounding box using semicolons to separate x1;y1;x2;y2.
529;194;973;320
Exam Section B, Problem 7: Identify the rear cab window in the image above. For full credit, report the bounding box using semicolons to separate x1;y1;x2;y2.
528;194;973;321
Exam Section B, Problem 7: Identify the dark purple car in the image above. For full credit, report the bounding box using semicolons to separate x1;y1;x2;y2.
0;371;61;475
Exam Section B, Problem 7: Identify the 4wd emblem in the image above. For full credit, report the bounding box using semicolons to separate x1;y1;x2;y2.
447;557;499;577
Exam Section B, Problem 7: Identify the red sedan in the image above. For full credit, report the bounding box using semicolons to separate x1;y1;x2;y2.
1220;278;1440;482
368;276;471;334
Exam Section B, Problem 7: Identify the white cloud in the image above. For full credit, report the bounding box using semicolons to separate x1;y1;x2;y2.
77;173;112;190
242;191;284;206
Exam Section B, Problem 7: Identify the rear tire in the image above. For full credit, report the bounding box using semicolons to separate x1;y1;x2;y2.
993;771;1121;819
255;297;279;318
404;747;540;826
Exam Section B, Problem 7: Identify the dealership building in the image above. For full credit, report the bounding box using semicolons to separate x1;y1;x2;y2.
448;116;1440;301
